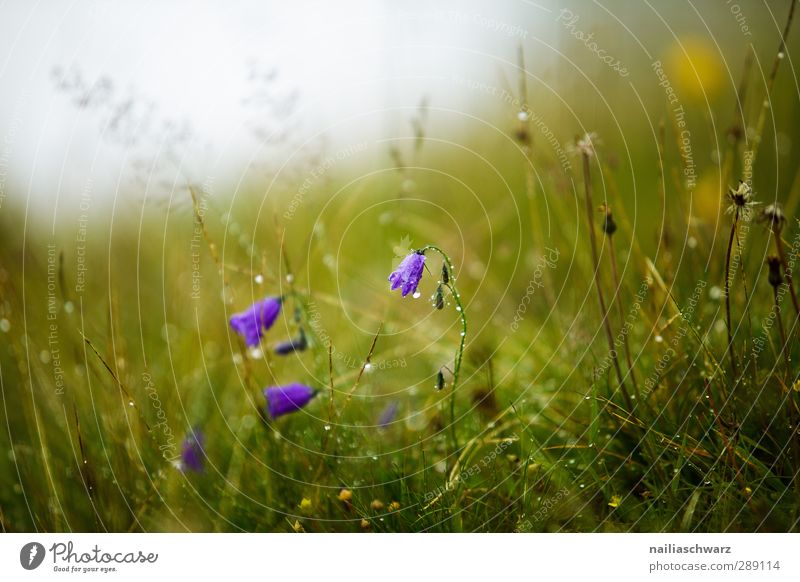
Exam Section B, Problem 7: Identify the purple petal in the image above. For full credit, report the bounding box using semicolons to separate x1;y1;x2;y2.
180;429;205;473
264;383;317;418
274;330;307;356
388;252;426;297
230;297;282;347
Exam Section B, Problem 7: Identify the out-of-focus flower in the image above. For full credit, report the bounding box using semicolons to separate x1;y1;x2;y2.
180;429;205;473
230;297;282;347
665;36;722;100
608;494;622;508
370;499;385;511
338;488;353;502
264;383;316;418
274;329;308;356
377;401;399;429
299;498;312;511
388;252;426;297
388;501;401;511
574;132;599;158
759;203;786;232
600;204;617;236
767;256;783;288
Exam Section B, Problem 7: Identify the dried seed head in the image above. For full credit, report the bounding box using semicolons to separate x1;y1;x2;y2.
759;203;786;232
600;204;617;236
767;255;783;288
726;181;758;218
574;132;599;158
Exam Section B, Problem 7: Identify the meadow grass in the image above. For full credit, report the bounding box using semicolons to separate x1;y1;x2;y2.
1;7;800;533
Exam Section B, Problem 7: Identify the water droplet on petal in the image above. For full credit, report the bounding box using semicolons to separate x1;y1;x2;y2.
412;291;421;299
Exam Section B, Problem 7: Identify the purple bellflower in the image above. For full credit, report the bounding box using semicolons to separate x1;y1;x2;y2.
377;401;399;429
180;429;205;473
388;251;426;297
264;383;317;418
230;296;282;347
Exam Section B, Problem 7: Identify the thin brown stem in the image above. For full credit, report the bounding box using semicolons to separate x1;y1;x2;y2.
775;231;800;318
582;152;632;411
750;0;797;170
724;211;740;381
608;233;639;394
773;286;791;378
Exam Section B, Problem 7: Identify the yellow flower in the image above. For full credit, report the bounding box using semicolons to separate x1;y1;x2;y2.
370;499;385;511
608;494;622;508
360;518;370;530
299;497;312;511
338;488;353;502
388;501;401;511
665;37;723;100
793;379;800;392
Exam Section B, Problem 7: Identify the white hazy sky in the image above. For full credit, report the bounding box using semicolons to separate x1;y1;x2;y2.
0;0;563;213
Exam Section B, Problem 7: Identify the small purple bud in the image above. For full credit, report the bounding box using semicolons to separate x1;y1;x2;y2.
388;252;426;297
180;429;205;473
230;297;282;347
434;285;445;310
264;383;317;418
274;329;308;356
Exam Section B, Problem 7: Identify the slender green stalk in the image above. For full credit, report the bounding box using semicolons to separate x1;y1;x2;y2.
420;244;467;453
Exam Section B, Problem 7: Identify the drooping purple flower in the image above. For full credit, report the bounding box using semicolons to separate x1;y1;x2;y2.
180;429;204;473
264;383;317;418
388;252;426;297
230;297;282;347
377;401;399;429
274;329;307;356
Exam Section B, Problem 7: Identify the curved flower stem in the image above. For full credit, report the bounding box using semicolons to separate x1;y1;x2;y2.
420;244;467;454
